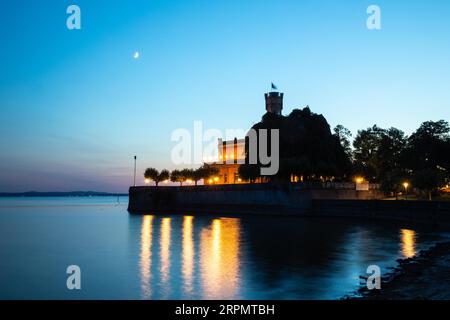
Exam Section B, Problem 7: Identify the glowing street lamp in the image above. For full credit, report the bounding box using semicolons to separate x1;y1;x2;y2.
355;177;364;184
403;182;409;200
144;178;150;184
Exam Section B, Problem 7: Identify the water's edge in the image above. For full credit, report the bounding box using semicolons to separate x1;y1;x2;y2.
346;241;450;300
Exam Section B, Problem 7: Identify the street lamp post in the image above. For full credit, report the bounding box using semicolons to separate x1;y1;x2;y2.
403;182;409;200
133;156;137;187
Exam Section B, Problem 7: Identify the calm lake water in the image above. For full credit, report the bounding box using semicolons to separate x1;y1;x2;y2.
0;197;448;300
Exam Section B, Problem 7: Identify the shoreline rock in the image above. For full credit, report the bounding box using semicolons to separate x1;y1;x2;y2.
348;241;450;300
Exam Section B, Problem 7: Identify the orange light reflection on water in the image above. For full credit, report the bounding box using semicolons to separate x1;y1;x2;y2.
200;218;241;299
139;215;241;299
140;215;153;299
182;216;194;294
160;217;171;286
401;229;416;258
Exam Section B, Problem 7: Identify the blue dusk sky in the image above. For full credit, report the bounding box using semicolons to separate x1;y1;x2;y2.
1;0;449;192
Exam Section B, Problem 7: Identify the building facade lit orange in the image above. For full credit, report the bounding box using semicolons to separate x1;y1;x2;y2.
204;138;247;185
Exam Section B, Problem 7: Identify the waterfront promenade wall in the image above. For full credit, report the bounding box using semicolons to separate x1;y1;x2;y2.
128;184;382;216
128;185;450;226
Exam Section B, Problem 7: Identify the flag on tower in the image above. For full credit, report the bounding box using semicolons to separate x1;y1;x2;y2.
271;83;278;90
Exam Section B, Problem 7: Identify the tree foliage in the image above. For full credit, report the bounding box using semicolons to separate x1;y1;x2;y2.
195;164;219;185
168;165;219;186
144;168;169;186
412;168;446;201
353;126;407;182
170;169;184;186
404;120;450;199
353;120;450;198
334;125;353;159
403;120;450;172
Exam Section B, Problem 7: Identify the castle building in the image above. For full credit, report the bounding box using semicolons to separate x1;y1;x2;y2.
204;90;283;185
204;138;246;185
265;91;283;115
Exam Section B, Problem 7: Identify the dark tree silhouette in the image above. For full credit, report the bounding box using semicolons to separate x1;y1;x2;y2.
403;120;450;199
144;168;170;186
180;169;194;184
403;120;450;172
170;165;219;186
352;120;449;198
192;164;219;185
380;168;407;199
159;169;170;184
334;125;353;159
353;125;385;180
412;168;446;201
353;126;407;181
170;169;183;186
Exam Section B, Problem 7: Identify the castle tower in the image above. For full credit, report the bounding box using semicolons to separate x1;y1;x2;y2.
265;91;283;115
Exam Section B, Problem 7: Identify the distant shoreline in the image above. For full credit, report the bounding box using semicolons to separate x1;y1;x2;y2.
0;191;128;198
